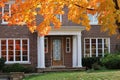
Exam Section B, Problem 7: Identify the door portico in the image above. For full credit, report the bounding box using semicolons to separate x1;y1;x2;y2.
37;26;84;68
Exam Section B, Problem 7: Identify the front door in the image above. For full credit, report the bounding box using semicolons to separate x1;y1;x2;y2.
52;38;63;66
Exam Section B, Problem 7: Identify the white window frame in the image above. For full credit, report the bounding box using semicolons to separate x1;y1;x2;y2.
66;37;71;53
88;13;98;25
44;37;48;53
0;38;30;64
56;14;62;22
84;38;110;57
1;3;12;24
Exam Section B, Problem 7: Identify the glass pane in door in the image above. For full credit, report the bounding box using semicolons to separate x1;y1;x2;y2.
53;39;61;60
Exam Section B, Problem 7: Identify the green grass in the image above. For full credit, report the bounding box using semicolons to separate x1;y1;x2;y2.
23;70;120;80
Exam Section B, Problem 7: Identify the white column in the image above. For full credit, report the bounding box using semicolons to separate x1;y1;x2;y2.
96;39;98;57
72;35;77;67
37;36;45;68
77;33;82;67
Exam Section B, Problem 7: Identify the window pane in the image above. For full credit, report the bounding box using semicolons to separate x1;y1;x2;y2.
9;57;13;61
45;38;48;53
104;39;109;48
1;46;6;50
92;39;96;43
23;51;27;55
1;51;6;60
22;40;27;44
85;39;90;57
16;51;20;55
104;49;108;53
92;44;96;48
15;44;21;50
16;56;20;61
22;45;27;51
98;39;102;43
66;38;71;53
8;46;13;50
16;40;20;44
85;44;90;48
98;44;102;48
85;39;90;43
8;51;14;61
92;49;96;53
1;40;6;45
23;56;28;61
98;49;102;53
8;40;13;44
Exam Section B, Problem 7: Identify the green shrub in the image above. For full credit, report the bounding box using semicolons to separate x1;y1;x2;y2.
23;67;35;73
82;57;101;69
101;54;120;69
3;63;35;73
3;63;25;73
0;58;5;71
92;63;101;70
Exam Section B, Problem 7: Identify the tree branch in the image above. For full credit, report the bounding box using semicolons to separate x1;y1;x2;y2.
113;0;119;9
75;4;95;11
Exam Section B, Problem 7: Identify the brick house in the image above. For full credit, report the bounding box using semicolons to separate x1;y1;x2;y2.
0;2;120;70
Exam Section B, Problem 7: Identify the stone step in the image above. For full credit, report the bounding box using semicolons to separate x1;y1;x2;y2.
0;75;10;80
0;78;9;80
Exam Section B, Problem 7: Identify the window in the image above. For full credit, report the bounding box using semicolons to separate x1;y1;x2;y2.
2;3;11;24
56;14;62;22
44;37;48;53
88;13;98;25
84;38;110;57
0;39;29;63
66;37;71;53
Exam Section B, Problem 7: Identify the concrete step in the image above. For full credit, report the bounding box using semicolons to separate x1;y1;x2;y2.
37;67;86;73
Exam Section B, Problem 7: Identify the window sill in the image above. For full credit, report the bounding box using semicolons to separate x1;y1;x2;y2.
90;23;99;25
1;22;27;26
1;22;8;25
5;61;31;64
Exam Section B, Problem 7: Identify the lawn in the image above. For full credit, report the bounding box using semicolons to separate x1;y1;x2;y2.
23;70;120;80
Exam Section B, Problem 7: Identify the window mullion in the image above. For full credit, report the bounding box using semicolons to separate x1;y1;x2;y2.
96;39;98;57
90;39;92;57
20;39;22;62
13;39;15;62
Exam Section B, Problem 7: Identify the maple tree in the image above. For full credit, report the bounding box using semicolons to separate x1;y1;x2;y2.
0;0;120;36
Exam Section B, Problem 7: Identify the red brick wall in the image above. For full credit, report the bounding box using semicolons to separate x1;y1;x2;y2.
0;25;38;69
